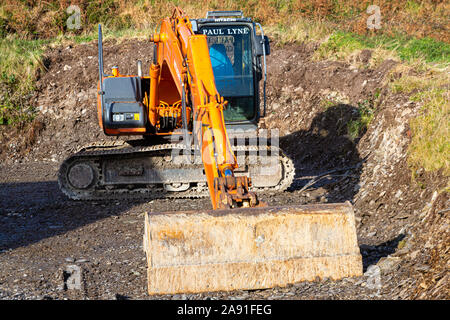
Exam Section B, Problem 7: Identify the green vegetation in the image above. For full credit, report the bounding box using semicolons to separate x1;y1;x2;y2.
265;18;333;44
316;31;449;177
0;28;151;125
320;99;336;110
316;31;450;65
0;38;49;125
389;70;449;176
347;99;375;141
1;1;449;42
407;88;448;176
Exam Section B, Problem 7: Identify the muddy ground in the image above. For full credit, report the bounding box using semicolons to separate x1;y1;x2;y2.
0;40;448;300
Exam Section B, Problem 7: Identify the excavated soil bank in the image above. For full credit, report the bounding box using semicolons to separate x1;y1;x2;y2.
0;39;448;300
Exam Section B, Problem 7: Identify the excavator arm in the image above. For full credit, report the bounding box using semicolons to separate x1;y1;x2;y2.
150;8;258;209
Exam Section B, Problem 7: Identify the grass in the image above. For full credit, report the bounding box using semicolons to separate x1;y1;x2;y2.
315;31;450;66
0;26;153;126
408;88;449;176
388;63;449;176
52;26;155;46
386;56;449;177
315;29;450;176
347;99;376;141
390;72;450;176
320;99;336;110
265;17;333;44
1;1;449;42
0;37;49;125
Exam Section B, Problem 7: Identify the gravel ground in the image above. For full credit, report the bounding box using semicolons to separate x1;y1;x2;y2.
0;162;414;300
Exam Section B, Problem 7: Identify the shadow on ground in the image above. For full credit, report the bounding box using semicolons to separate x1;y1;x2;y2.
0;179;184;251
360;234;406;272
280;104;365;203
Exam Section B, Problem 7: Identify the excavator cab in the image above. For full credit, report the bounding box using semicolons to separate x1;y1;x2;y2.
192;11;270;130
97;11;269;135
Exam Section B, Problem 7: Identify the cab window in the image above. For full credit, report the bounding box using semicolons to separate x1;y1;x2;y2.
201;25;255;122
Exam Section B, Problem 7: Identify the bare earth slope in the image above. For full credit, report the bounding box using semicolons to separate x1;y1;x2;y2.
0;40;448;300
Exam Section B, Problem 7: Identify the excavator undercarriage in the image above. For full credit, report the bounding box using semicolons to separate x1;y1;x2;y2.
59;139;295;201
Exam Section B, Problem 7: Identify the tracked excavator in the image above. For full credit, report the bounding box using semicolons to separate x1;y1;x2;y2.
58;8;362;294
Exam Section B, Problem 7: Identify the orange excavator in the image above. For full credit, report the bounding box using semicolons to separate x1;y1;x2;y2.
58;8;362;294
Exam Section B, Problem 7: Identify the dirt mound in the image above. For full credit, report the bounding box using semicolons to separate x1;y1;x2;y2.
0;39;155;163
264;43;448;299
0;39;448;299
401;190;449;299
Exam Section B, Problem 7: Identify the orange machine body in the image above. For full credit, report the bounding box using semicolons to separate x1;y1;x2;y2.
96;7;256;209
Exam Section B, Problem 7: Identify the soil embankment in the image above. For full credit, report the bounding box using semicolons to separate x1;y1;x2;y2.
0;40;447;299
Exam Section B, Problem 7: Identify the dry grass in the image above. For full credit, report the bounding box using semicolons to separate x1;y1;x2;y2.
405;77;449;176
311;25;449;177
264;17;333;45
1;1;449;42
387;64;450;176
314;31;449;67
390;64;449;94
408;88;449;176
